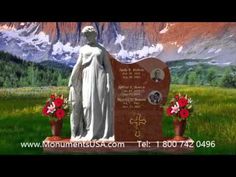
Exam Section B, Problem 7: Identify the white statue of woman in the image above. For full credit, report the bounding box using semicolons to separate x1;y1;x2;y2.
68;26;114;141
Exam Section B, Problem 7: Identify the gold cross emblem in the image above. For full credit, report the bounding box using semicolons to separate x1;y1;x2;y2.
129;113;147;138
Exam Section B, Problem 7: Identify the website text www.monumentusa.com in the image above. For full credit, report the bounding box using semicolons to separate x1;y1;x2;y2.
20;141;126;148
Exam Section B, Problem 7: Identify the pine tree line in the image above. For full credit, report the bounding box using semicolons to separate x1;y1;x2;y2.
1;51;235;88
171;63;236;88
0;51;71;88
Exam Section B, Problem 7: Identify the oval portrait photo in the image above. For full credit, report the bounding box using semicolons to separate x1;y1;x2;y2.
150;68;165;83
148;90;162;105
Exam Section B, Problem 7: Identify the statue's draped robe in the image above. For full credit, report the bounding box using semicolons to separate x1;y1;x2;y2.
68;44;114;140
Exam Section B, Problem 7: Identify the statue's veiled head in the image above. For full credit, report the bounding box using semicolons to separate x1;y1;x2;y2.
81;26;97;45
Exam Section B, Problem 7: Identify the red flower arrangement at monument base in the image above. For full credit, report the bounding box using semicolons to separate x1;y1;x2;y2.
166;93;193;120
42;93;69;139
166;93;193;140
42;94;68;120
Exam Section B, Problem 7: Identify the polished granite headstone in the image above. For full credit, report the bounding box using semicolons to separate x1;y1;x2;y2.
110;56;171;141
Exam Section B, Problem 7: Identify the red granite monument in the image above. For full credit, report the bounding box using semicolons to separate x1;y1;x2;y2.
43;56;194;154
110;56;170;141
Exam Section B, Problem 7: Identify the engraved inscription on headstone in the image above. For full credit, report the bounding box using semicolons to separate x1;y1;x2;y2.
110;57;171;141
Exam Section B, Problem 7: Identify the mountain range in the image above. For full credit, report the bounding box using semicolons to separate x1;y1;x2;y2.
0;22;236;67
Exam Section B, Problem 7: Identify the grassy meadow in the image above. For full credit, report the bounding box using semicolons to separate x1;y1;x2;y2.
164;85;236;155
0;85;235;155
0;87;70;154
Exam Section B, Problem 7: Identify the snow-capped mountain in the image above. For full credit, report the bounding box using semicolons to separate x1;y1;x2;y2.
1;22;236;66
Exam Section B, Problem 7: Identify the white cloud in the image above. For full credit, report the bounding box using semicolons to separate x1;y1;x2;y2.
160;24;169;34
52;40;80;56
115;34;125;45
0;23;51;51
116;43;163;61
208;48;222;54
215;48;222;53
177;46;183;53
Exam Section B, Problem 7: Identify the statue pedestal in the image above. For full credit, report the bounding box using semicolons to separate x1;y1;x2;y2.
42;137;194;154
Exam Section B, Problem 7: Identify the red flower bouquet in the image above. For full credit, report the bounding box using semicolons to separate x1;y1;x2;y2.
166;93;193;140
42;93;69;120
42;93;69;138
166;93;193;120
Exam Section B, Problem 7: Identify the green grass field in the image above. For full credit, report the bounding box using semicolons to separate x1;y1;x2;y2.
0;85;235;155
